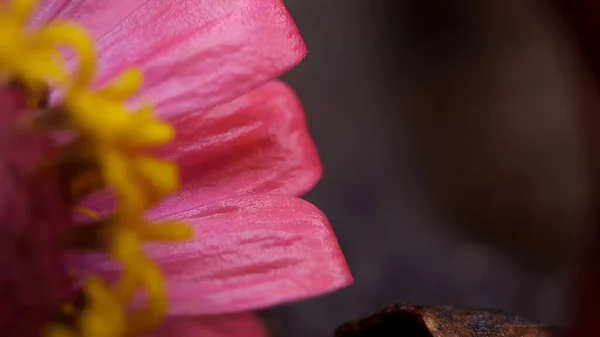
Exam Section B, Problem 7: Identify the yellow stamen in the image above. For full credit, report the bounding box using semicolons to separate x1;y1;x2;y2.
8;0;35;23
110;227;143;265
101;149;150;217
60;304;76;316
45;279;126;337
130;155;179;202
139;222;194;242
97;68;142;100
0;0;76;90
79;278;126;337
45;324;77;337
125;103;175;149
113;267;139;304
125;260;167;336
32;21;96;90
70;169;104;200
0;0;193;336
74;207;100;221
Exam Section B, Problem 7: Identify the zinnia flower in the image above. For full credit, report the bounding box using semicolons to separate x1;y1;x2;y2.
0;0;352;337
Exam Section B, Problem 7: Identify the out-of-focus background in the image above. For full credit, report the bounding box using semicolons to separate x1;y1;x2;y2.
263;1;594;336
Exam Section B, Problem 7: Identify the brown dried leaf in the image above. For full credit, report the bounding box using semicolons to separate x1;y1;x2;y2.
334;303;566;337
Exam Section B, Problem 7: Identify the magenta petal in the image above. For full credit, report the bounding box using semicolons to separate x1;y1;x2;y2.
150;194;352;315
149;195;352;315
69;195;351;314
70;195;351;314
149;313;267;337
86;0;306;119
149;80;322;217
32;0;147;39
29;0;65;26
0;90;72;336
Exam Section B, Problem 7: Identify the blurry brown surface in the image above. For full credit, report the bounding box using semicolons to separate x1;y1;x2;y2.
262;0;594;336
335;303;564;337
543;2;600;337
385;0;592;270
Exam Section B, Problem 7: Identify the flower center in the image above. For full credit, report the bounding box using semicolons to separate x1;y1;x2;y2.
0;1;192;336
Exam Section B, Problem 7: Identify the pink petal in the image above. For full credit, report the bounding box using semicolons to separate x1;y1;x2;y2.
151;80;322;217
157;194;352;315
32;0;146;38
149;313;267;337
51;0;306;119
30;0;68;25
73;194;352;315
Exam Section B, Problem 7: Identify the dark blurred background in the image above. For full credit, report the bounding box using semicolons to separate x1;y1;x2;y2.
264;1;594;336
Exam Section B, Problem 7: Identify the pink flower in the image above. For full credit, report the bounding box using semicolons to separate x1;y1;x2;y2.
0;0;352;336
76;82;353;325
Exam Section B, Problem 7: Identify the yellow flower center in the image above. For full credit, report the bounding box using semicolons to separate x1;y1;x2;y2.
0;0;193;336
